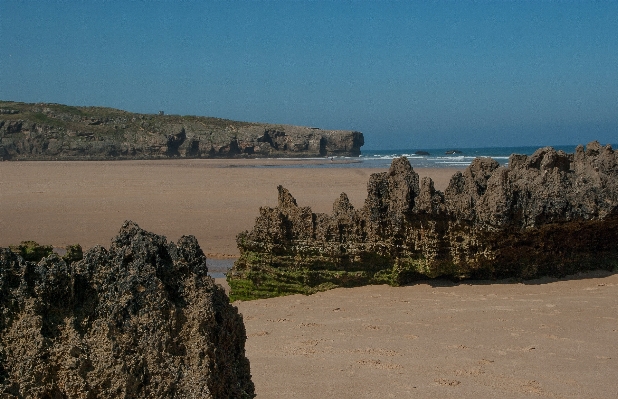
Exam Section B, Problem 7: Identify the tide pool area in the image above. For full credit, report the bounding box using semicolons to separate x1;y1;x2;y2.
207;258;236;279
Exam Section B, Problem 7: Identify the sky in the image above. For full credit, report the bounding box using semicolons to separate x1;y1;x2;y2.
1;1;617;150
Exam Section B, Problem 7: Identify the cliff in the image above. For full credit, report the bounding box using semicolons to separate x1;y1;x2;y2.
0;101;364;160
0;221;255;398
229;141;618;301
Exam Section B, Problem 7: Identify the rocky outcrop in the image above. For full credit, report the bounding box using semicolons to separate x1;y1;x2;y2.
0;221;255;398
229;142;618;300
0;101;364;160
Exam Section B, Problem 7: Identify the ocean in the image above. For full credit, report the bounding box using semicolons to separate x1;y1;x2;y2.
359;145;582;168
261;144;612;169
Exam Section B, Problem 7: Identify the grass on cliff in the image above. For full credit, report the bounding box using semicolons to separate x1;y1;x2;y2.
0;100;257;131
228;255;618;301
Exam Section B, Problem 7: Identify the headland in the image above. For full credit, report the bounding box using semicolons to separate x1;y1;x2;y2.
0;101;364;160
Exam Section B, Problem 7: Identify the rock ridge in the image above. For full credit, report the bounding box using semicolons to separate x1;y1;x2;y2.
229;141;618;300
0;101;363;160
1;221;255;398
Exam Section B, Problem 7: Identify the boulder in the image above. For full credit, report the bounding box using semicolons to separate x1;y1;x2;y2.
229;142;618;300
0;221;255;398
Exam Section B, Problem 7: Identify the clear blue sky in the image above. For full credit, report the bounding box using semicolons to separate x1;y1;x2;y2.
1;1;617;150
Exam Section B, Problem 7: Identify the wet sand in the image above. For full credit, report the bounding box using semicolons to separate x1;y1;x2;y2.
2;159;617;398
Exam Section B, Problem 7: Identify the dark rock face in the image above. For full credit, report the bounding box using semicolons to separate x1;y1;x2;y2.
229;142;618;300
0;221;255;398
0;101;363;160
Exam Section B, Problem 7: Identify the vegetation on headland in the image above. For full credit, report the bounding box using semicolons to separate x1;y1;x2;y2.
228;250;618;302
0;100;253;130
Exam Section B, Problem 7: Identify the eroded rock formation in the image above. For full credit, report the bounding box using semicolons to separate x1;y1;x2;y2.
229;142;618;300
0;221;255;398
0;101;363;160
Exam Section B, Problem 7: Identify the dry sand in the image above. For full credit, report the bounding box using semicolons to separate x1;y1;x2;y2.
0;159;457;257
2;159;617;398
232;272;618;398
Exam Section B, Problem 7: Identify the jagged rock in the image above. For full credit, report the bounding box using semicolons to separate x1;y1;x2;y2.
229;142;618;300
0;221;255;398
0;101;363;160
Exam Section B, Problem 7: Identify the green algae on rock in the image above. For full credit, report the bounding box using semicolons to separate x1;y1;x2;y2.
228;142;618;301
8;242;84;265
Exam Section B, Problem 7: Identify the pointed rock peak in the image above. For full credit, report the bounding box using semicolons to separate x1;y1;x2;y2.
112;220;145;243
111;220;168;250
277;185;298;208
509;154;528;170
527;147;554;169
466;157;500;177
525;147;571;171
420;176;435;194
586;141;602;156
461;158;501;197
388;156;414;176
445;171;465;194
174;235;208;276
121;219;141;231
333;192;354;215
541;150;571;172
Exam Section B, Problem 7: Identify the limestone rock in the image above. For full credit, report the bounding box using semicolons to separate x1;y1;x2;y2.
229;142;618;300
0;221;255;398
0;101;363;160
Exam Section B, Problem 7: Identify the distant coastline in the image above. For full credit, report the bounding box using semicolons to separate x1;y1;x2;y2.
0;101;364;161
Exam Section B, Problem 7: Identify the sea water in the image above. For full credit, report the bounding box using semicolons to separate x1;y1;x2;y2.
359;146;574;168
259;144;611;169
207;258;235;279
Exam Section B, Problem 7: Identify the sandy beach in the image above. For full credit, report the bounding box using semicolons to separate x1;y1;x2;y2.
0;159;458;257
2;159;617;398
233;272;618;398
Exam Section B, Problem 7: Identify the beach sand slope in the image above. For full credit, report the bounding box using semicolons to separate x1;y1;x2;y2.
234;272;618;398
